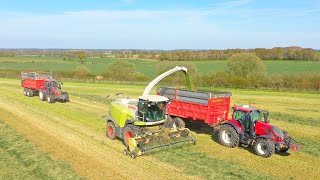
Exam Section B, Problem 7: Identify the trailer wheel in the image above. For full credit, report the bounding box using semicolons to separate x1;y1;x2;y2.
39;90;46;101
253;138;275;158
218;125;240;148
23;88;28;96
28;89;34;97
172;117;185;128
106;121;116;140
47;94;55;103
163;116;173;128
122;125;136;147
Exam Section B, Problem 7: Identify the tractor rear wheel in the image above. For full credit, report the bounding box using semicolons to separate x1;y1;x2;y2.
172;117;185;128
218;125;240;148
122;125;136;147
253;138;275;158
39;90;46;101
106;121;116;140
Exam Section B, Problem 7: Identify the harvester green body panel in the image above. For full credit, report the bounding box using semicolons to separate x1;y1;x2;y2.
110;102;135;128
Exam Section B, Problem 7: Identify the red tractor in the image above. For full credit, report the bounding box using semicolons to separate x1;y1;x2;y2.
158;87;301;158
21;72;69;103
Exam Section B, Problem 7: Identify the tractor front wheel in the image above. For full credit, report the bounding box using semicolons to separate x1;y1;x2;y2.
106;121;116;140
218;125;240;148
47;94;55;103
122;125;135;147
253;138;275;158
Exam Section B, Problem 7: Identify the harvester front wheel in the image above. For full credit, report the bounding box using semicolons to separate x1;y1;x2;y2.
172;117;185;128
253;138;275;158
106;121;116;140
218;125;240;148
122;125;135;147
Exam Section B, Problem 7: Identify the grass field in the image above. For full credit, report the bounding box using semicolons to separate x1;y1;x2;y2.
0;78;319;179
1;57;319;77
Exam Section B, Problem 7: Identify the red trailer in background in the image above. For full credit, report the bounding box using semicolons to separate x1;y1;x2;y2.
158;87;301;158
21;72;69;103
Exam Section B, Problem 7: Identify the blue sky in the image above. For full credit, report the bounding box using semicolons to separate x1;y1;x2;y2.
0;0;319;49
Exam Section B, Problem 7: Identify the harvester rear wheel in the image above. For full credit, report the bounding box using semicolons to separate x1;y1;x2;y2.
218;125;240;148
253;138;275;158
172;117;185;128
122;125;136;147
106;121;116;140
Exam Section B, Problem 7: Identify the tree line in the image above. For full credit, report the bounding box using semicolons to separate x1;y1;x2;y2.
1;47;319;61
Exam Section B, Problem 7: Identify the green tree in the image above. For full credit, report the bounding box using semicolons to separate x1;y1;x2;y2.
104;60;137;81
227;53;266;78
77;51;86;61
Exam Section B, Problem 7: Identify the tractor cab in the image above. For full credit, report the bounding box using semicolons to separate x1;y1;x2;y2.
137;95;168;122
232;105;269;134
44;80;63;94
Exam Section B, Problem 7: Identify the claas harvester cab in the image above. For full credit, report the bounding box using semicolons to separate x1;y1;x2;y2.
106;67;196;159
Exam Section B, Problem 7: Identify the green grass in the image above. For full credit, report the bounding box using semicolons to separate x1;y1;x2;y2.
0;78;319;179
0;119;81;179
0;57;319;77
154;147;274;179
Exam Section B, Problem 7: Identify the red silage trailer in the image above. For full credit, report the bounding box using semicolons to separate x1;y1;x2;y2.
157;87;232;126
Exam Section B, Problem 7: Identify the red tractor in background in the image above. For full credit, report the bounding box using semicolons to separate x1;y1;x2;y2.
158;87;301;158
21;72;69;103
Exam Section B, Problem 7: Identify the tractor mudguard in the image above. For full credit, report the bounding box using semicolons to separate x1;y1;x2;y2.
222;122;242;134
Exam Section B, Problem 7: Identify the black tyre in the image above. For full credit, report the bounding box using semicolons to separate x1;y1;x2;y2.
39;90;46;101
29;89;34;97
106;121;116;140
47;94;56;103
123;149;129;155
163;116;173;128
23;88;28;96
172;117;185;128
130;152;137;159
253;138;275;158
64;92;70;102
122;125;136;147
218;125;240;148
